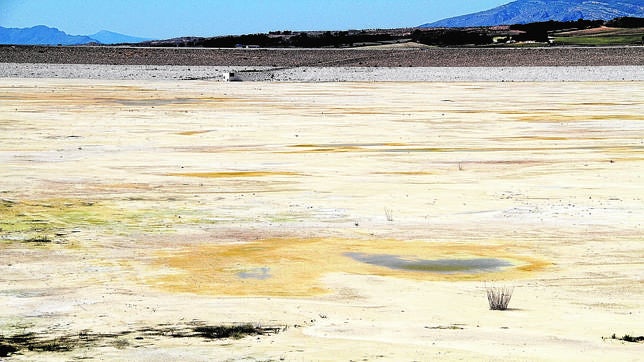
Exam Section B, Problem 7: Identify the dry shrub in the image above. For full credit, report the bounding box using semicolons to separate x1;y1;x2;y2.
384;207;393;222
486;286;514;310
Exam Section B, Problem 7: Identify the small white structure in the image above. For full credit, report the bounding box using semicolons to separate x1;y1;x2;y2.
223;72;241;82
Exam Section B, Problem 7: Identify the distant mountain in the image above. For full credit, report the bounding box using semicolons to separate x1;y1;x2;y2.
88;30;151;45
421;0;644;27
0;25;151;45
0;25;98;45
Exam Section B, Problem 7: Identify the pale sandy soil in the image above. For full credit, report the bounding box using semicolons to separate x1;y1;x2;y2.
0;79;643;361
1;63;643;81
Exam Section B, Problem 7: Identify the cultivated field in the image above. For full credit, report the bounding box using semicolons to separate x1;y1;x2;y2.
1;45;643;67
1;78;643;360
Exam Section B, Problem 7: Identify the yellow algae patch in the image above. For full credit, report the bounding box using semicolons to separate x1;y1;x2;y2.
284;143;410;154
373;171;436;176
291;146;367;153
166;171;301;178
150;238;548;297
515;114;643;122
176;130;211;136
287;144;367;153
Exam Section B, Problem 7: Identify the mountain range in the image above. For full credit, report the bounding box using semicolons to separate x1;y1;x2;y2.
0;25;150;45
88;30;152;45
422;0;644;27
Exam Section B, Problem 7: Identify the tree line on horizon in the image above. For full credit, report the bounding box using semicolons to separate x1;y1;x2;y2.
139;17;643;48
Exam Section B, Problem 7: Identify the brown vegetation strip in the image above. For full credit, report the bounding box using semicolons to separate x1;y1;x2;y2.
1;46;642;67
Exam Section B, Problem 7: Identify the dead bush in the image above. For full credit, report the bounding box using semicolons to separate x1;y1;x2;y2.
486;285;514;310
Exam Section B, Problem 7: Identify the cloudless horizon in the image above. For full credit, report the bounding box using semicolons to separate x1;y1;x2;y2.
1;0;510;39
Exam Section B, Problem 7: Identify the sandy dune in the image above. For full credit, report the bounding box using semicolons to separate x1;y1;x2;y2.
0;79;642;360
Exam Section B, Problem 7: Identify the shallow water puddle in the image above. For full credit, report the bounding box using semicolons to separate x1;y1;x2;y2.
151;238;547;296
344;253;512;273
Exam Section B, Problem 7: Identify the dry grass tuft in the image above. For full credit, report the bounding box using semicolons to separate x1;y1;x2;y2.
486;285;514;310
384;207;394;222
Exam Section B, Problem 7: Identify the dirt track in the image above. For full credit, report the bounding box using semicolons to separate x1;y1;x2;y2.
1;45;643;67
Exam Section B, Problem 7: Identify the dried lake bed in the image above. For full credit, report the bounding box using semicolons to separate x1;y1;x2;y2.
0;79;643;360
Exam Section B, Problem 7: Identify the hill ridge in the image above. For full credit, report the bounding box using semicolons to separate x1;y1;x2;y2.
0;25;149;45
422;0;644;27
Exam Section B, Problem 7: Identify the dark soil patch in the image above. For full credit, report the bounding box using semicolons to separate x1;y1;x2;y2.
1;46;642;67
24;236;53;243
0;343;18;357
0;322;283;357
611;333;644;343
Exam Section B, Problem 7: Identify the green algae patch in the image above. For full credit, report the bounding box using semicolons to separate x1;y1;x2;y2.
0;198;103;242
0;198;180;244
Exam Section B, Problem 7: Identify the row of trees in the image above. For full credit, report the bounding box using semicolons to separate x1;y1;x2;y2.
158;30;402;48
508;19;604;42
412;17;642;45
145;17;643;48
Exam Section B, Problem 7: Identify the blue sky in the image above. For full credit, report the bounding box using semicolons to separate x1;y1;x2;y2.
1;0;509;38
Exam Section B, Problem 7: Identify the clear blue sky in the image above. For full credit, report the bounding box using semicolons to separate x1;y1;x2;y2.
1;0;509;39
